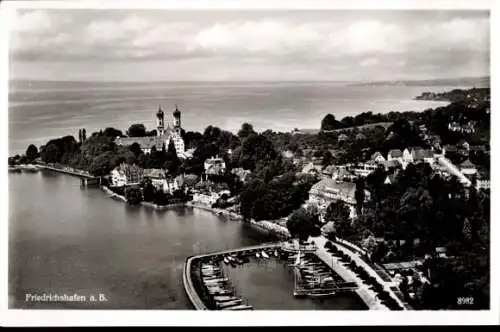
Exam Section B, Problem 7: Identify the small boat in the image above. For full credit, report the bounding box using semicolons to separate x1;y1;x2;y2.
223;257;229;264
217;299;243;309
261;251;269;259
229;260;238;267
213;296;239;303
308;291;336;298
224;304;253;311
209;290;233;296
256;252;261;258
274;250;279;257
216;211;223;216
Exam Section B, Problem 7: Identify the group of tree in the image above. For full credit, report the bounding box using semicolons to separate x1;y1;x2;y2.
332;162;491;310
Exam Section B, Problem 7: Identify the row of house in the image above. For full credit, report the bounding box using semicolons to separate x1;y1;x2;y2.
110;163;183;194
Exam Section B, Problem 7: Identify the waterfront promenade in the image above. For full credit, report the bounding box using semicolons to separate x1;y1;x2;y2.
312;236;408;310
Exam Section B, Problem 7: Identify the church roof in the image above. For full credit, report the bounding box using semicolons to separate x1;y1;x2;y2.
115;136;166;150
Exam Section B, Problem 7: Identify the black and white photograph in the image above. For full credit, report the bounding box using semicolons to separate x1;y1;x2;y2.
1;0;498;327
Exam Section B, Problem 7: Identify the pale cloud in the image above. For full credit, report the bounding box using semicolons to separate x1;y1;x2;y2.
8;9;490;81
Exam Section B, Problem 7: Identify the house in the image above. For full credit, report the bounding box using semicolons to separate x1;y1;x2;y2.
143;168;167;190
231;167;251;183
411;148;435;164
338;133;349;142
387;149;403;163
309;178;371;219
332;165;356;182
355;132;366;140
204;156;226;176
111;163;144;186
321;165;336;178
351;161;378;177
402;148;414;164
460;159;477;176
282;150;295;159
371;151;386;164
435;247;447;258
384;174;396;185
301;162;322;175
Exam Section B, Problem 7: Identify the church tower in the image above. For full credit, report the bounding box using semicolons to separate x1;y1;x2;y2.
156;105;165;136
173;104;182;135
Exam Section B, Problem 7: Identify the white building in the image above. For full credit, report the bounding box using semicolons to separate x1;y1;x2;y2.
309;178;370;219
111;163;144;187
371;151;386;164
115;105;185;156
350;161;378;177
460;159;477;176
204;156;227;176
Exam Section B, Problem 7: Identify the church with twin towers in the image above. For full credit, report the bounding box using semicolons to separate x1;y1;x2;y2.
115;104;185;156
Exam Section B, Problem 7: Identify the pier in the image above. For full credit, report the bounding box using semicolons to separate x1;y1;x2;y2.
36;163;102;187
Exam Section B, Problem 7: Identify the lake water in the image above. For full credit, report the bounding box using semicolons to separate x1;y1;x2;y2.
7;80;457;155
8;171;365;309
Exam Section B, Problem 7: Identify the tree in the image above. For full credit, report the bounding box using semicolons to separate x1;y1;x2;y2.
286;207;321;242
142;178;156;202
321;114;342;131
147;129;158;137
239;133;278;171
103;127;123;138
125;187;143;205
88;151;116;176
130;143;142;157
81;128;86;141
355;178;366;216
324;201;350;224
25;144;39;160
127;124;147;137
238;123;256;139
321;149;334;167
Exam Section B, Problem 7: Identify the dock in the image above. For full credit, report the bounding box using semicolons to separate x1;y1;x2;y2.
183;243;281;310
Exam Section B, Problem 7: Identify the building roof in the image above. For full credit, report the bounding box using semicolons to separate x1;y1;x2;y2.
115;135;167;150
143;168;166;179
460;159;476;169
386;159;401;168
412;148;434;161
322;165;336;175
204;157;225;166
371;151;385;161
338;133;348;141
388;149;402;158
355;133;366;140
444;145;457;152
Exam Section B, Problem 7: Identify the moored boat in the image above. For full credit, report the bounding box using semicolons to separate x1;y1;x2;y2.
261;251;269;259
224;304;253;310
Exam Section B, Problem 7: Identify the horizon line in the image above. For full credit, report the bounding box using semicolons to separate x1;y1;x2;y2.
8;75;491;84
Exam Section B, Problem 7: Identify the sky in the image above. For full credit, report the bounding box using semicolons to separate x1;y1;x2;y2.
7;9;490;82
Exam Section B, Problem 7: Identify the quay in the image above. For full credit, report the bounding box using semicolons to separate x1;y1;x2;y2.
183;243;281;310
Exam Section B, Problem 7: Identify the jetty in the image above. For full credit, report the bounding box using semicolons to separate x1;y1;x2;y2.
35;162;102;186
